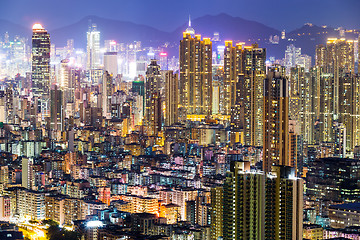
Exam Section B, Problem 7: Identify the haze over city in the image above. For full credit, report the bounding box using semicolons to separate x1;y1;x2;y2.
1;0;360;30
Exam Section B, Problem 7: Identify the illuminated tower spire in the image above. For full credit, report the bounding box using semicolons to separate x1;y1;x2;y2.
185;15;195;37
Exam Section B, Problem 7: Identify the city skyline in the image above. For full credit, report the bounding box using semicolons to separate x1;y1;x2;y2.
1;0;360;32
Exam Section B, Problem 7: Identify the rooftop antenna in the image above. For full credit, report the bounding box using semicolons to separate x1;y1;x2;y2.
188;15;191;27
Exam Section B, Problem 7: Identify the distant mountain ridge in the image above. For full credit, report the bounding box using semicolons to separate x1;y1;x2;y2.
0;13;282;47
0;13;357;59
0;19;31;39
170;13;281;42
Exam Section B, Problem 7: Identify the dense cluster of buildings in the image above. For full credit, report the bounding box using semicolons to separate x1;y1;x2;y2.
0;18;359;240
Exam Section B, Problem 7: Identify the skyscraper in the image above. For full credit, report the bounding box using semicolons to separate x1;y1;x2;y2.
315;38;357;152
59;59;77;118
165;71;178;126
212;66;223;115
263;66;289;173
179;26;212;118
289;66;302;123
284;44;301;74
31;24;50;98
102;71;113;119
87;23;101;83
32;24;50;120
289;66;315;144
222;41;243;115
265;166;303;239
223;161;265;239
104;52;118;77
210;186;223;240
289;120;304;176
221;162;303;240
145;60;162;136
50;85;65;134
242;44;266;147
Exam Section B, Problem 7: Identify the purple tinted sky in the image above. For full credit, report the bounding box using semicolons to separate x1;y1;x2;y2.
0;0;359;31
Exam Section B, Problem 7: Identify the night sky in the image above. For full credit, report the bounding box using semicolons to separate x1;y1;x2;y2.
0;0;359;31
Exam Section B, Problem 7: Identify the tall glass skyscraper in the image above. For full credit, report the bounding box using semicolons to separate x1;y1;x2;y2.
87;23;101;83
31;23;50;98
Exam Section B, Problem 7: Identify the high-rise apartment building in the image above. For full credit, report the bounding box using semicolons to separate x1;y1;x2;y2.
165;71;178;126
220;162;303;240
289;66;315;144
242;44;266;147
289;120;304;176
102;71;113;119
145;60;162;136
212;66;223;115
289;66;302;123
50;85;65;133
265;166;303;239
315;38;357;152
263;66;289;173
222;41;243;115
179;30;212;118
59;59;70;91
352;74;360;148
22;158;34;189
9;187;45;221
223;161;264;239
210;186;223;240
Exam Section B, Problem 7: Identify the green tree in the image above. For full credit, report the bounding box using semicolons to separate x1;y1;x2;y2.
46;223;81;240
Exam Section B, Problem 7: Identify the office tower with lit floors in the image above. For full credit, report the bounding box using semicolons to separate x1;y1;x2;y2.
179;20;212;119
263;66;289;173
31;23;50;118
145;60;162;136
104;52;118;77
87;23;101;83
242;44;266;147
59;59;78;118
